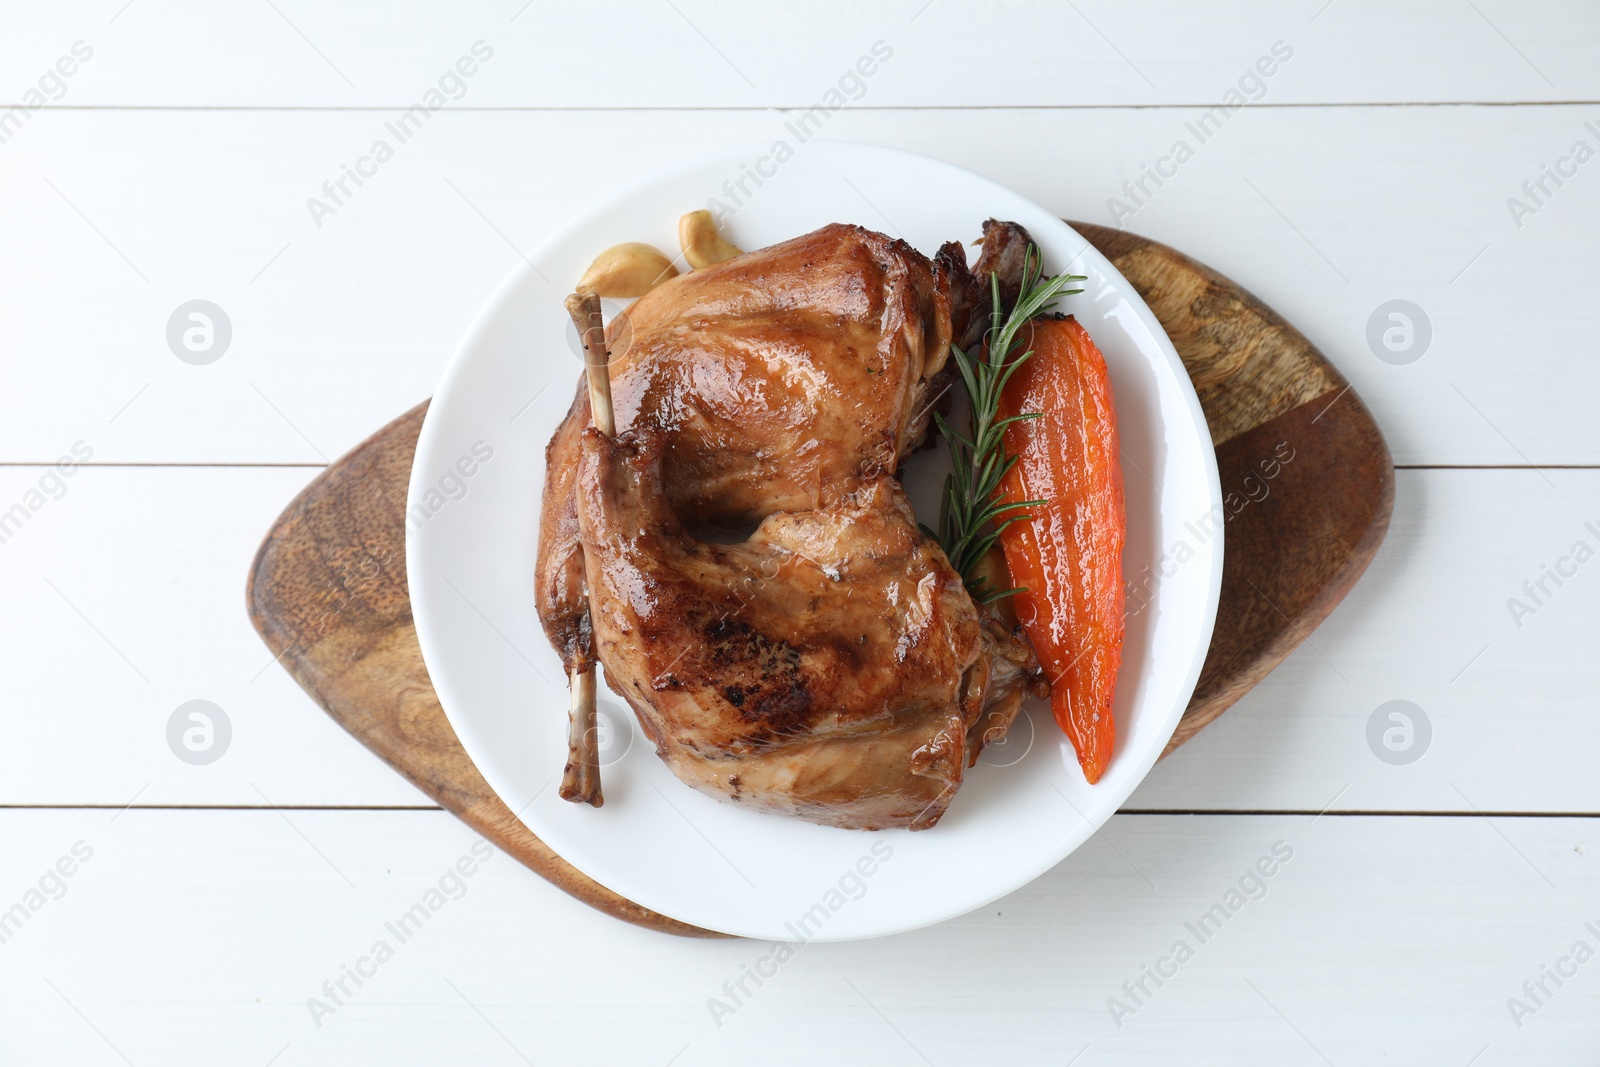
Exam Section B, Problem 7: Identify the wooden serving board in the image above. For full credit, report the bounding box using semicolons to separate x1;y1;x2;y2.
247;222;1393;939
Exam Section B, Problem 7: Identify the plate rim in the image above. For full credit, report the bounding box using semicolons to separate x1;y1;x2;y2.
407;140;1224;939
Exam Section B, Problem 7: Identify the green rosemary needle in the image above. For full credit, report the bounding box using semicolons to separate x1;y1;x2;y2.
933;247;1086;604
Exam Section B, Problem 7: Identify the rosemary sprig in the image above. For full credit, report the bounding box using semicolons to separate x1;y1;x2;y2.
933;247;1086;604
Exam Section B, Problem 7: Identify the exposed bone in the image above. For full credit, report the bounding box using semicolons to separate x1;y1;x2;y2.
945;219;1039;351
566;291;616;437
560;665;602;805
556;291;618;806
971;218;1036;321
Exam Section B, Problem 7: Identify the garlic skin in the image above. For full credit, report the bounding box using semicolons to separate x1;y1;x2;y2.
678;210;742;270
576;242;679;298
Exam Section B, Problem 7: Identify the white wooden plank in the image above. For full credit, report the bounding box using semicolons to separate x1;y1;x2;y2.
0;808;1593;1064
1;105;1596;466
0;11;1587;1064
3;0;1597;109
1128;468;1600;814
0;465;428;808
4;465;1598;815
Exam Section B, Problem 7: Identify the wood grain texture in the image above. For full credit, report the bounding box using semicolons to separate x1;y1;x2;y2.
247;224;1391;936
1070;223;1394;753
247;406;722;939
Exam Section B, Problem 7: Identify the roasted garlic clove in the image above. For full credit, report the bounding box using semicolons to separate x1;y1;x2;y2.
678;210;742;269
576;242;679;298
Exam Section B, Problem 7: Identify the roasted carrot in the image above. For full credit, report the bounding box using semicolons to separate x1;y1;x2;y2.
994;315;1125;783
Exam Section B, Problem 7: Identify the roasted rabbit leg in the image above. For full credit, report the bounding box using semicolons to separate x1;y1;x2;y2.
576;427;982;830
537;219;1049;824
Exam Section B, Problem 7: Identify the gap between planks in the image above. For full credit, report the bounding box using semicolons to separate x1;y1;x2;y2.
10;101;1600;112
3;462;1595;470
3;804;1597;818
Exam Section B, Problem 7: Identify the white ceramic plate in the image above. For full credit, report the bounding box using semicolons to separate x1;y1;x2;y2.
408;142;1222;940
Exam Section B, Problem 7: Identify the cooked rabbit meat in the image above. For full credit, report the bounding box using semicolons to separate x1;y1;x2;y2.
578;429;981;829
535;220;1049;829
537;223;956;675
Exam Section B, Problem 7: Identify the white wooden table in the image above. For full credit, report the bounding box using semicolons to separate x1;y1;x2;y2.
3;2;1597;1063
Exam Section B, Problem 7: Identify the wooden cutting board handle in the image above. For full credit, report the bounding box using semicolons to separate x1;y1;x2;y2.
247;223;1392;937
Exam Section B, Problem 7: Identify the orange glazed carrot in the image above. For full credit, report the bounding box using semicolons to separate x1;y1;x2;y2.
995;315;1125;783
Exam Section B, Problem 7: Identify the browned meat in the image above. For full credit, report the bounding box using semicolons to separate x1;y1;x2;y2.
537;224;957;676
539;383;597;674
535;220;1047;829
940;218;1039;351
962;553;1052;765
577;429;981;829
